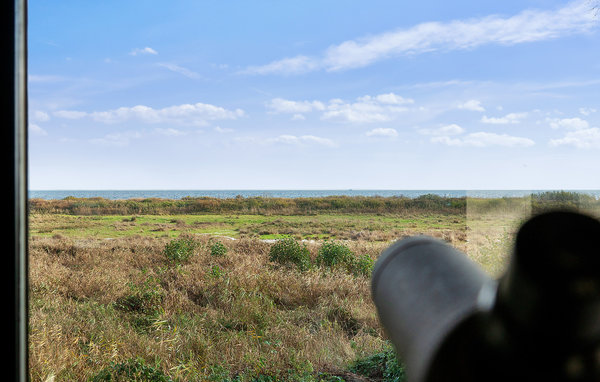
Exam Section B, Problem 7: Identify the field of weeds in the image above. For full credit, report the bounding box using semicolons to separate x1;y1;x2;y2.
29;233;403;381
29;193;598;381
29;210;472;381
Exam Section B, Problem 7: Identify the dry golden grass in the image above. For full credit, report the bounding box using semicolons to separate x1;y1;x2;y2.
29;234;402;381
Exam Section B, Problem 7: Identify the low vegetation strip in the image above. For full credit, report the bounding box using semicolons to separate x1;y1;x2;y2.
29;194;467;216
29;191;600;217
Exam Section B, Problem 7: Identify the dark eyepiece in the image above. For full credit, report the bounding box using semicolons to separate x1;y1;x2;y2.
372;211;600;382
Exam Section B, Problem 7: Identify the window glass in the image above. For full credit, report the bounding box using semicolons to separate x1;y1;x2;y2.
28;1;600;380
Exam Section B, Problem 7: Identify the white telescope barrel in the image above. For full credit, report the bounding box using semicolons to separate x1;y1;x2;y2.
371;236;491;382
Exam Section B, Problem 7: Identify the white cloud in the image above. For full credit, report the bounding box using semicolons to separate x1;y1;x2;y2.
322;101;393;123
130;47;158;56
267;93;413;124
90;131;143;147
266;98;325;114
54;102;245;127
269;134;337;147
243;55;319;75
432;132;535;147
157;63;201;79
322;93;413;123
369;93;414;105
270;135;300;145
299;135;338;147
291;114;306;121
245;1;597;74
481;112;528;124
579;107;597;116
237;134;337;147
418;124;465;136
214;126;234;133
29;123;48;136
53;110;87;119
154;128;186;136
550;127;600;148
366;128;398;138
30;110;50;122
458;100;485;112
548;117;590;130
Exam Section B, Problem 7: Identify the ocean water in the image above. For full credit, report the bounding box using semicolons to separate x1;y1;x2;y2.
28;189;600;200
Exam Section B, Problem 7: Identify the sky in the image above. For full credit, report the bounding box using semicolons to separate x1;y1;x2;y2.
28;0;600;190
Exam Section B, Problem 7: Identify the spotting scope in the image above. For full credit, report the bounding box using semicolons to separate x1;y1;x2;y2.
372;210;600;381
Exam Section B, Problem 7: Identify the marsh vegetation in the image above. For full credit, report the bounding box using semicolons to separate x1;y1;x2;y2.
28;193;599;381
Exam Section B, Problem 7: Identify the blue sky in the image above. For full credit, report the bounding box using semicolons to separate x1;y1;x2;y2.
28;0;600;190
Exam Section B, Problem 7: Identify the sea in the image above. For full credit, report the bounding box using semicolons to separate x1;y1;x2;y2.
28;189;600;200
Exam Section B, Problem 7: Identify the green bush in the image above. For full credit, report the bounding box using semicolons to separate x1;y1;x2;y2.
316;242;373;277
316;241;354;268
269;237;311;271
210;264;223;278
210;241;228;257
163;236;198;264
349;254;374;278
350;346;406;381
91;357;173;382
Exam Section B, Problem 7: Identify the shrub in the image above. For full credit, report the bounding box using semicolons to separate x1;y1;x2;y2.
269;237;311;271
210;241;228;257
316;241;354;268
163;236;198;264
350;346;406;381
210;264;223;278
316;242;373;277
91;357;173;382
349;254;374;278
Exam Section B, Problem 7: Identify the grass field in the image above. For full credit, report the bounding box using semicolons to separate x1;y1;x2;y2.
28;193;599;381
28;213;466;241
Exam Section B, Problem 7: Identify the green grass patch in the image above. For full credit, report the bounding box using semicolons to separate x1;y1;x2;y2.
91;357;173;382
29;213;466;242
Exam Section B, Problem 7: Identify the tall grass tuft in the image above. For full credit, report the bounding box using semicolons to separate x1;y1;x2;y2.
317;241;374;278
